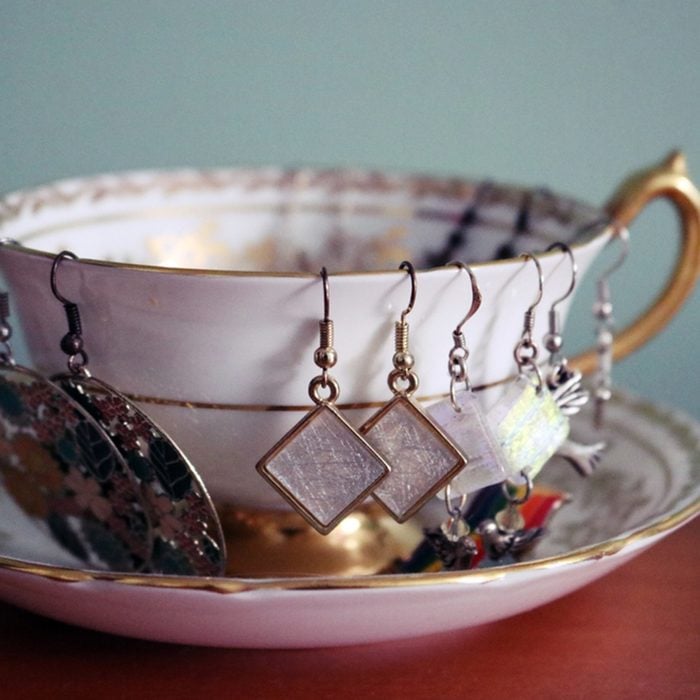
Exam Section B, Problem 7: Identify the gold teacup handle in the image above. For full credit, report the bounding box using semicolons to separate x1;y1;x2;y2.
572;151;700;374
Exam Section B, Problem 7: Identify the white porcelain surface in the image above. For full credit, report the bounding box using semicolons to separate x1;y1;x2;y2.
0;169;610;506
0;392;697;648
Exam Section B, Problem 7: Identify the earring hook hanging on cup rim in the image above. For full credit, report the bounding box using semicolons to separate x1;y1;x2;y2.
50;250;79;306
320;266;331;323
545;242;577;312
598;224;630;286
514;253;545;391
449;260;482;336
447;261;482;408
398;260;417;322
50;250;89;375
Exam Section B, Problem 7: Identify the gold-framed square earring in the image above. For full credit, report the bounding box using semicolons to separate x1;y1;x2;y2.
256;268;390;535
360;261;466;523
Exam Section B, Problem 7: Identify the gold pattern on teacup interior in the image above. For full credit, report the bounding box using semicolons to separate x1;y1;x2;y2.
0;393;697;594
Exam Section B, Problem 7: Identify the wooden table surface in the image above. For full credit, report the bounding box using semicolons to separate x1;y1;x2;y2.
0;517;698;700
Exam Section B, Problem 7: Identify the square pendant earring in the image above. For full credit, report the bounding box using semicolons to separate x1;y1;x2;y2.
427;262;509;494
49;251;226;575
256;268;390;535
360;261;466;523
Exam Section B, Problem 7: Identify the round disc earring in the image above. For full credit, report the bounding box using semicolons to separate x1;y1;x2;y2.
49;251;226;576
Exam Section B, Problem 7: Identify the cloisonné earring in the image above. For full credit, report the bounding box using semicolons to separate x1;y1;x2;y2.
360;261;466;523
0;288;153;572
49;251;226;575
543;243;605;476
593;226;630;429
256;268;390;535
427;262;508;493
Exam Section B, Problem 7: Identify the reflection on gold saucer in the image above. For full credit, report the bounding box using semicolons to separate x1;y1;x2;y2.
218;503;423;577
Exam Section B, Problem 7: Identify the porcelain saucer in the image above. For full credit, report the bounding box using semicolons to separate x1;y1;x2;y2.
0;392;697;648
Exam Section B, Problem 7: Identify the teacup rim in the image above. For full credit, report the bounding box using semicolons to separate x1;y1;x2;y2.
0;165;611;278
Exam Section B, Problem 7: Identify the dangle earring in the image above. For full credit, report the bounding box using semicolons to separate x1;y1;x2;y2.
427;262;508;492
423;484;477;571
49;252;226;575
0;288;153;572
486;253;569;483
476;473;544;564
593;226;630;429
360;261;466;523
543;243;605;476
256;268;390;535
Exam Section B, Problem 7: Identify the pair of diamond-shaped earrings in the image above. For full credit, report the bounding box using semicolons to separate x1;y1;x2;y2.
256;261;469;534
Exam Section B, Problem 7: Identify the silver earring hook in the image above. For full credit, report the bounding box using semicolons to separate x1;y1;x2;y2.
545;242;577;311
50;250;89;374
320;266;330;322
599;224;630;283
520;252;544;315
514;253;545;390
449;261;482;335
50;250;79;306
398;260;417;322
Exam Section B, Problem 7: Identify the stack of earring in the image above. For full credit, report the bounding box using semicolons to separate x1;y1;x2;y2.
48;251;226;575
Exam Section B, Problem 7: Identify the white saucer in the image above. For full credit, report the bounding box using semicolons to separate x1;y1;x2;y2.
0;391;698;649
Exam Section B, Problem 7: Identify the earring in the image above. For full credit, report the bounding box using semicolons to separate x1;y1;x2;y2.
256;268;390;535
486;253;569;483
49;252;226;575
360;261;466;523
427;262;508;492
476;474;545;564
593;226;630;429
0;288;153;572
544;243;606;476
423;484;477;571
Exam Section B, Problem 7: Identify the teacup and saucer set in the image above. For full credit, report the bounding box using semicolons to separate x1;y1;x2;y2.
0;152;697;648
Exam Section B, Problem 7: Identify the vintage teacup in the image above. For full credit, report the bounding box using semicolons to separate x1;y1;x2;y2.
0;153;698;519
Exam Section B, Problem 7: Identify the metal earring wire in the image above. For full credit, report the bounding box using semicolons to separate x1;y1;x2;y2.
513;252;545;390
447;261;482;408
360;261;466;523
49;251;226;575
543;242;577;385
593;226;630;429
256;268;390;535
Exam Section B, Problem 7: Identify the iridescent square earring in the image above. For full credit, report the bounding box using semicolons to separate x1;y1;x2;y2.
256;268;390;535
360;261;466;523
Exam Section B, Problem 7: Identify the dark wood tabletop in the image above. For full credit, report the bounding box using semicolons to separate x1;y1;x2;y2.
0;517;698;700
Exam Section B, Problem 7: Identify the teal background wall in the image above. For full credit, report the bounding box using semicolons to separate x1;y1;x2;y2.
1;1;698;417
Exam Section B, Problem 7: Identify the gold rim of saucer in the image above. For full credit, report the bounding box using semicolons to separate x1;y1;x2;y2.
0;393;697;594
